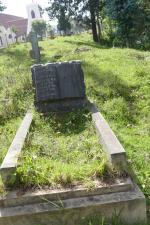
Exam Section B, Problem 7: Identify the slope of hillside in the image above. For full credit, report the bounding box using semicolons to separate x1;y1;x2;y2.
0;34;149;206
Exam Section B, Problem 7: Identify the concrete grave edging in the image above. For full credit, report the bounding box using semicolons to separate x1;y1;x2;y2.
90;103;127;169
0;111;33;186
0;106;147;224
0;103;128;187
0;184;147;225
0;178;133;208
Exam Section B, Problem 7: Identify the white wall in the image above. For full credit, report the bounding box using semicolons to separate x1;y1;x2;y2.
0;3;42;48
0;25;26;48
26;3;42;34
6;27;16;45
0;26;17;47
0;25;8;47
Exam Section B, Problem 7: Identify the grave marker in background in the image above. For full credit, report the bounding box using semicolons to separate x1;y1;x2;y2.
29;31;41;63
31;61;86;112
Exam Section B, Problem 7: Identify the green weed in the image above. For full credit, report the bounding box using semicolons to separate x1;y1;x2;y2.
13;109;110;188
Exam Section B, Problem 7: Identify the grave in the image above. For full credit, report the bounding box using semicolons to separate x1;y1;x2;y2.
0;61;147;225
31;61;86;112
29;31;41;63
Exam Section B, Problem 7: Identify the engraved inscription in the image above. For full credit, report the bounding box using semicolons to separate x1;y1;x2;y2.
35;69;59;102
31;61;86;112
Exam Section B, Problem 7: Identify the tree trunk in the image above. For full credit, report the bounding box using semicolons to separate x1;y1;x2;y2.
90;9;99;42
97;18;102;42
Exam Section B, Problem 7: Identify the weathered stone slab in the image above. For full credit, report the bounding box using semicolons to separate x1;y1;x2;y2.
0;183;146;225
0;178;133;208
32;64;59;102
36;99;86;113
89;103;127;169
0;111;33;186
31;61;86;112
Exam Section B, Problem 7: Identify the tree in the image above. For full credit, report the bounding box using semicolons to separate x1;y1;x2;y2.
138;0;150;49
0;1;6;12
75;0;106;42
46;0;150;46
72;0;99;42
47;23;55;38
32;20;47;40
105;0;146;47
38;5;44;17
73;0;106;42
57;8;71;34
46;0;72;34
88;0;99;42
46;0;105;42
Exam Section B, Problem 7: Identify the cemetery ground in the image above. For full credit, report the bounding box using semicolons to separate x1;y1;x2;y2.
0;33;149;224
14;109;111;188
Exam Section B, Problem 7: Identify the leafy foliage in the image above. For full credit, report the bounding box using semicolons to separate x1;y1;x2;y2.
57;8;71;33
46;0;150;48
47;0;72;34
0;1;6;12
32;20;47;40
46;0;105;41
105;0;147;47
74;0;102;42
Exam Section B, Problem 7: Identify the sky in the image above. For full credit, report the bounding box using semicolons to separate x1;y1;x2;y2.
1;0;50;20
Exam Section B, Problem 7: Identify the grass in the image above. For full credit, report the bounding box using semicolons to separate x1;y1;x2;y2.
13;109;112;189
79;214;148;225
0;33;149;206
35;213;148;225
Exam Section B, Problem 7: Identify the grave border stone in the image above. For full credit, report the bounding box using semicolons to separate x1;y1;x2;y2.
89;103;127;169
0;111;33;186
0;60;147;224
0;106;147;224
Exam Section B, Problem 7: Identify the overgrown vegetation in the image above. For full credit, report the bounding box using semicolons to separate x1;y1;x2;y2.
79;214;148;225
13;109;113;189
0;43;33;193
32;20;47;41
36;213;148;225
0;34;149;206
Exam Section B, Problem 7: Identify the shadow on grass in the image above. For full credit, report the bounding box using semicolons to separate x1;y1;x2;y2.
0;48;6;55
1;44;33;67
64;40;111;50
6;48;28;62
37;108;91;136
84;63;149;207
84;62;139;124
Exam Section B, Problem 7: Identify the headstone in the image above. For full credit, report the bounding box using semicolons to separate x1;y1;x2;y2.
31;61;86;112
29;31;41;63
